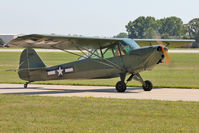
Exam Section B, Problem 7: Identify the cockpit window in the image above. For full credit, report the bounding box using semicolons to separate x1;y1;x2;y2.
122;38;140;50
78;39;140;60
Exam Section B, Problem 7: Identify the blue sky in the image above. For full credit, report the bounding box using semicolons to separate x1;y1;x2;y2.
0;0;198;37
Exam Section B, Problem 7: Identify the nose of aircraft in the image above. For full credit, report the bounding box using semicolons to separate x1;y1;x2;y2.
156;45;168;52
156;45;169;64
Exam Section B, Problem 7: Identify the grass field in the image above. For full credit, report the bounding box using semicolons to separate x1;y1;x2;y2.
1;52;199;133
0;52;199;88
0;95;199;133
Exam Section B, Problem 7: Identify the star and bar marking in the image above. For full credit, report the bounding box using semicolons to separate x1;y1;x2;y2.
47;66;74;77
57;67;63;76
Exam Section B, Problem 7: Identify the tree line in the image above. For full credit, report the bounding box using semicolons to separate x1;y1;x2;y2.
114;16;199;42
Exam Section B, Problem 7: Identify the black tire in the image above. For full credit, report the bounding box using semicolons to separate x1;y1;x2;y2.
24;84;27;88
142;80;153;91
116;81;126;92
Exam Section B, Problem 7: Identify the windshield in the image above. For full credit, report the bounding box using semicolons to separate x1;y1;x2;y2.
122;38;140;49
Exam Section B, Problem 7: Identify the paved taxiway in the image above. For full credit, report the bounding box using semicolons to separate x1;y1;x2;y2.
1;84;199;101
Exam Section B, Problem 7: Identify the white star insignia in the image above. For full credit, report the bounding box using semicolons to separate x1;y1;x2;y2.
57;67;63;76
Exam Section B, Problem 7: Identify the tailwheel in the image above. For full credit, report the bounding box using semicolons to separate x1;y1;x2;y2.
24;83;28;88
116;81;126;92
142;80;153;91
24;81;32;88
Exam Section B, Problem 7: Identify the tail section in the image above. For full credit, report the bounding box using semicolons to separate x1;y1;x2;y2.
18;48;46;81
19;48;46;70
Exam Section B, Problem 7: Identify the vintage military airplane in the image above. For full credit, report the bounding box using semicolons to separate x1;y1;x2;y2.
9;34;194;92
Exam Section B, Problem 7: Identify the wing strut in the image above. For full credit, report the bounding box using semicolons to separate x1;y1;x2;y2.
79;46;126;72
51;45;124;71
51;46;83;57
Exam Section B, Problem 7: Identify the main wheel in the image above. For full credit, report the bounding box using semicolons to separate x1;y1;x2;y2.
116;81;126;92
142;80;153;91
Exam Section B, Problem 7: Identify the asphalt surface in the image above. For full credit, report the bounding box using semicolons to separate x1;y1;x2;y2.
1;84;199;101
1;49;199;53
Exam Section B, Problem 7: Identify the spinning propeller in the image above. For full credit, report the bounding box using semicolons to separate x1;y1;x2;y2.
157;41;170;64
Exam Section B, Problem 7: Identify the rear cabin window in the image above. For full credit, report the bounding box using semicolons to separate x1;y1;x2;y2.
102;48;114;59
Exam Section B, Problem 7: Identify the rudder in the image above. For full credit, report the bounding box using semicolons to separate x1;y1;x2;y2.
18;48;46;81
19;48;46;70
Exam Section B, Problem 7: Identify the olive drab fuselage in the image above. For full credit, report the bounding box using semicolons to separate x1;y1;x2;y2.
18;45;165;82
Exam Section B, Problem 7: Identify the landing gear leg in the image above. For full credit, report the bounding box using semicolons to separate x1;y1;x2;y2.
116;73;126;92
24;81;32;88
128;73;153;91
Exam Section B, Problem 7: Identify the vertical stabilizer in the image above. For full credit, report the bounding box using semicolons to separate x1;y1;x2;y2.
18;48;46;81
19;48;46;70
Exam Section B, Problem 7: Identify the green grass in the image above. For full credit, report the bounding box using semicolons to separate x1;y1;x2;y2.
0;52;199;88
0;95;199;133
170;48;199;50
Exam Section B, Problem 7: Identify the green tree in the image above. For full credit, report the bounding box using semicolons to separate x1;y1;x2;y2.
160;33;170;39
157;16;184;38
182;24;190;39
113;32;128;38
143;27;159;39
188;18;199;42
126;16;158;39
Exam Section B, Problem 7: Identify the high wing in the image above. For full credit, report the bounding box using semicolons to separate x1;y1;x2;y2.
9;34;195;50
9;34;122;50
134;39;195;48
